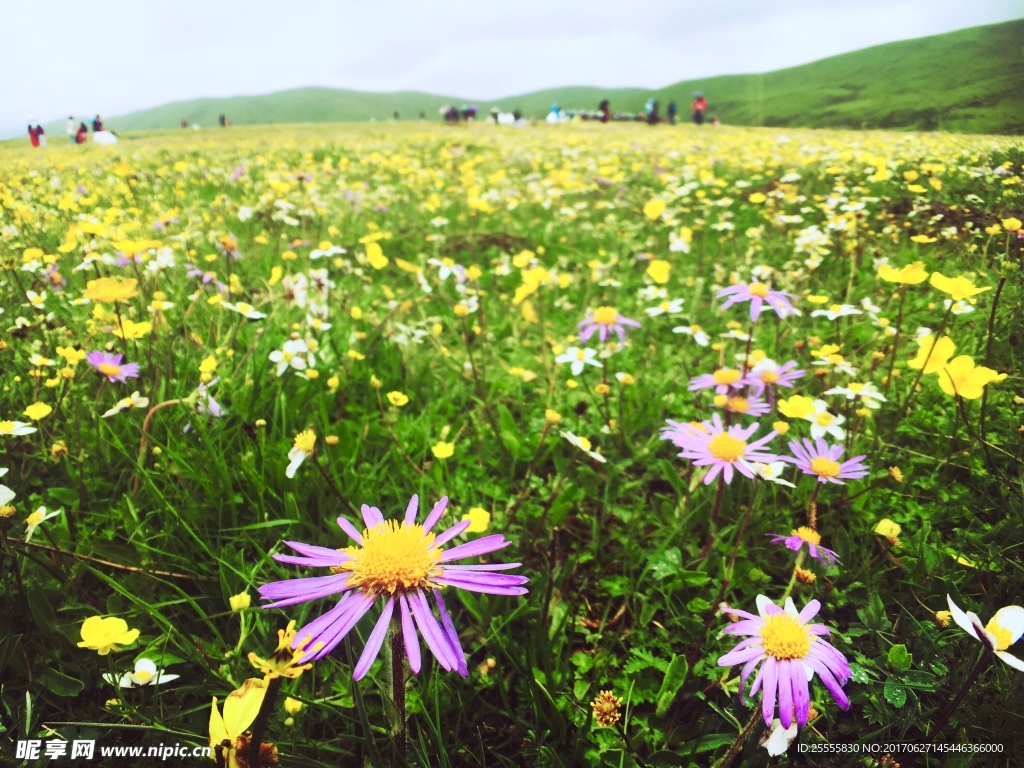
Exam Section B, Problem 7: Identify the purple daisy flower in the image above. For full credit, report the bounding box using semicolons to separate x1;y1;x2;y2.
767;527;839;566
746;359;805;394
258;495;528;680
783;438;868;484
578;306;641;344
718;595;851;728
86;351;140;383
717;394;773;417
660;413;777;484
688;367;750;394
717;281;799;321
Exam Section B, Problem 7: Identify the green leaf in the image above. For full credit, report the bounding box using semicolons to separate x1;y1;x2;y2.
573;678;590;701
900;670;937;691
655;655;689;716
37;669;84;697
883;677;907;708
648;547;682;580
497;404;522;457
888;643;913;672
47;487;78;507
848;663;872;684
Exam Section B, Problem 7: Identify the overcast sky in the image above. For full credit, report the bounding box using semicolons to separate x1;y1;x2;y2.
2;0;1019;136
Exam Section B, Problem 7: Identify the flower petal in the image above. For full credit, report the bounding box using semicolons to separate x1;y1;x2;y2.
353;598;395;680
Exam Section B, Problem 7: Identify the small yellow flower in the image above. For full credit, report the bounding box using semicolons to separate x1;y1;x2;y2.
874;518;902;547
24;402;53;421
325;435;339;446
293;429;316;454
56;346;86;366
77;616;140;655
284;697;303;716
877;261;928;285
229;593;251;612
595;383;611;396
1001;217;1022;232
910;234;936;243
936;355;1006;400
643;198;666;220
327;375;340;391
431;441;455;459
929;272;990;303
935;610;952;627
646;260;671;284
545;409;562;424
350;306;364;320
387;391;409;407
591;690;623;727
248;621;317;680
84;277;138;304
461;507;491;533
366;241;388;270
888;466;904;483
748;192;766;204
772;420;790;435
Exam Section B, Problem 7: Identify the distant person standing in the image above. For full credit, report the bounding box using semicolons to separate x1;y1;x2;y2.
691;93;707;125
393;107;401;120
219;113;227;127
92;114;104;132
181;117;188;128
67;116;76;143
76;122;88;144
35;125;47;147
598;99;610;123
28;125;39;147
645;98;659;125
667;100;677;125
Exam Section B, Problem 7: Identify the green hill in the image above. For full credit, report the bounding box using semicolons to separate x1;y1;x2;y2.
54;19;1024;136
653;19;1024;134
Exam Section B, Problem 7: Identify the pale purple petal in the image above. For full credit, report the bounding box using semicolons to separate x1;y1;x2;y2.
440;534;512;562
400;594;421;674
259;573;352;608
433;519;471;548
409;590;456;671
761;657;779;725
404;494;419;525
777;660;794;728
337;516;363;544
353;598;395;680
434;589;469;677
422;496;449;532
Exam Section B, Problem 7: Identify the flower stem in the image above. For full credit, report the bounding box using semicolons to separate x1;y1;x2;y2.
883;287;907;397
713;707;761;768
389;622;407;768
781;550;805;602
926;649;989;742
895;301;954;425
247;675;281;768
699;474;727;559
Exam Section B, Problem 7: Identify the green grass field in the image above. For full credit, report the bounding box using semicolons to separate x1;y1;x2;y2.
1;121;1024;767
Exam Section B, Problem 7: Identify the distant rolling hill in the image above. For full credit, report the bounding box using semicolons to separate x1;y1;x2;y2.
49;19;1024;136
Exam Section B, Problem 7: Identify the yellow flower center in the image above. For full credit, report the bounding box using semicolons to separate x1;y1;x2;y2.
341;521;442;596
760;613;812;660
793;526;821;545
758;369;779;383
281;351;294;362
0;421;14;434
293;429;316;454
985;620;1013;651
592;306;619;325
713;368;742;386
815;412;835;426
829;304;842;313
27;511;45;526
237;302;252;313
97;363;122;377
577;436;592;451
748;283;770;298
848;383;864;392
708;432;747;463
810;457;842;478
726;397;749;412
575;349;586;360
134;669;153;682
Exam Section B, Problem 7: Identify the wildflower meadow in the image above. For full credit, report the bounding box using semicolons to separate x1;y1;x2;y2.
1;122;1023;766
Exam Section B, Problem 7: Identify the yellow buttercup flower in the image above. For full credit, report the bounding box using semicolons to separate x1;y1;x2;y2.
646;260;671;284
84;277;138;304
643;198;666;220
929;272;990;303
387;391;409;407
907;335;956;374
1002;217;1022;232
777;395;816;420
112;319;153;339
936;355;1006;400
877;261;928;284
461;507;491;533
23;402;53;421
77;616;140;655
431;441;455;459
210;678;274;768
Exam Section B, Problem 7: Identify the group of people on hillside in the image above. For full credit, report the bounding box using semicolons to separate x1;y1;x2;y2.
29;115;113;147
535;93;717;126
